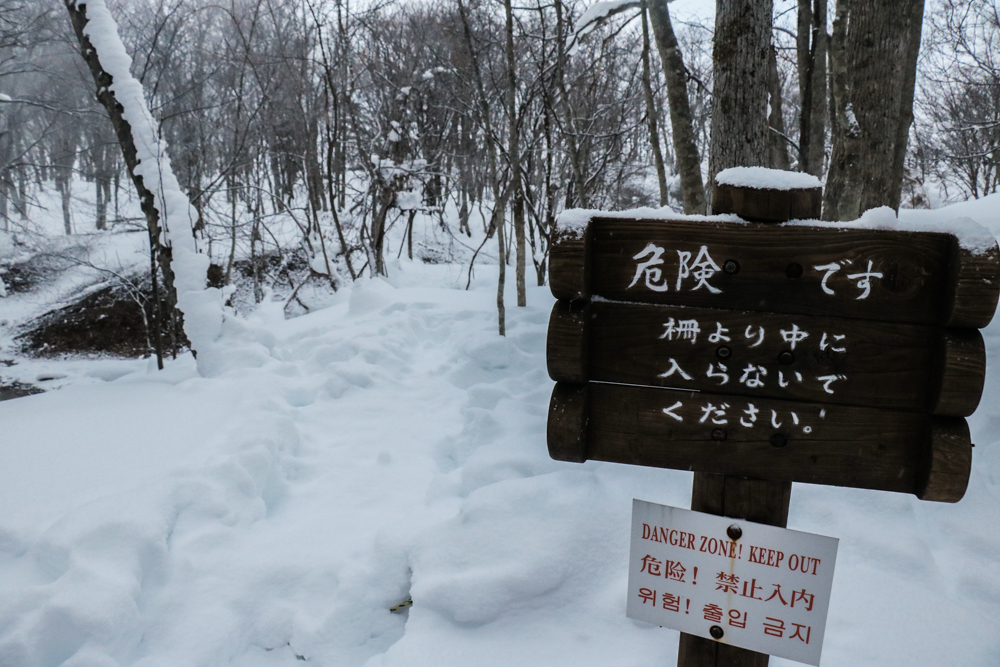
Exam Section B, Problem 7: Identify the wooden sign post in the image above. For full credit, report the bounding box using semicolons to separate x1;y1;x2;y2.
545;172;1000;666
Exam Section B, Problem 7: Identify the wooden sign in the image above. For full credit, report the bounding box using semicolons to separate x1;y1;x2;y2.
551;217;1000;328
547;175;999;667
548;212;998;501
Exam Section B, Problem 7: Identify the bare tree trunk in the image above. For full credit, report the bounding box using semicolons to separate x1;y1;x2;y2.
823;0;924;219
459;0;504;335
64;1;178;362
96;177;107;230
797;0;828;175
767;45;791;170
504;0;526;308
641;1;670;207
554;0;588;209
647;0;706;213
58;172;72;234
0;183;7;231
887;0;923;210
707;0;773;208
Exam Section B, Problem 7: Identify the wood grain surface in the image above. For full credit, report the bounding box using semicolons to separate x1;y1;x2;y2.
548;381;970;502
713;182;822;222
546;300;986;415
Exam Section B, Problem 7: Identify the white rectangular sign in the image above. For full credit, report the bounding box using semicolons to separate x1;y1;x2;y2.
626;499;839;666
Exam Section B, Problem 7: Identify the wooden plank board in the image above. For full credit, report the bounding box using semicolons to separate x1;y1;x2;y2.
549;218;1000;329
547;382;971;502
546;300;986;415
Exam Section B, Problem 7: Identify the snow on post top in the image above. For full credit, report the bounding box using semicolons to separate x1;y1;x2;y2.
716;166;822;191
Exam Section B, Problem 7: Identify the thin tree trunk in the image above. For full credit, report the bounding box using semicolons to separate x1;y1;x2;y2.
767;45;791;170
798;0;828;175
59;174;71;234
504;0;526;308
554;0;588;209
887;0;924;209
641;1;670;206
647;0;706;213
459;0;504;335
707;0;773;208
823;0;855;218
96;176;107;230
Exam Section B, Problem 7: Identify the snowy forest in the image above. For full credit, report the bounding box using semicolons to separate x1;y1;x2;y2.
2;0;1000;666
1;0;998;361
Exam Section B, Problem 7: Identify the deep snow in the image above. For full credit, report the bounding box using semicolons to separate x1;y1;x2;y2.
1;194;1000;666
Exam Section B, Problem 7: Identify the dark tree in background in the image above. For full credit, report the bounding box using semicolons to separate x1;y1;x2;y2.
823;0;925;219
707;0;773;209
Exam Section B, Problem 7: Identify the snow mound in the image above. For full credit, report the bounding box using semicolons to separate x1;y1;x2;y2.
715;166;823;191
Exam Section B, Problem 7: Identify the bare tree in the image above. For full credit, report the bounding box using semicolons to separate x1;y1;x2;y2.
796;0;827;175
647;0;707;213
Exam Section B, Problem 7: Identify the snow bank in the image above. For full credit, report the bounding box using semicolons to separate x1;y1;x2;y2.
715;166;823;190
784;205;998;255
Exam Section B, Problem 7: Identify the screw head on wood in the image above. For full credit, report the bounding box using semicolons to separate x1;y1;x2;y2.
709;625;725;639
786;262;803;279
727;524;743;541
716;345;732;360
778;350;795;365
711;428;727;442
723;259;740;275
770;433;788;448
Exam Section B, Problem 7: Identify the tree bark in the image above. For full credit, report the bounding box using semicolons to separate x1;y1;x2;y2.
640;1;670;207
823;0;925;220
554;0;589;209
767;44;791;170
647;0;706;214
504;0;526;308
797;0;827;175
707;0;773;209
459;0;505;335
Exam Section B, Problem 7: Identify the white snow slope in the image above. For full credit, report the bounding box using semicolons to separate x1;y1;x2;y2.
2;196;1000;666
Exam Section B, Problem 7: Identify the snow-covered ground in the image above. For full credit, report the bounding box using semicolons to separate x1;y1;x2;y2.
2;194;1000;666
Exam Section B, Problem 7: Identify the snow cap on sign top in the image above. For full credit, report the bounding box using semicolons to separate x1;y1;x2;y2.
716;166;823;191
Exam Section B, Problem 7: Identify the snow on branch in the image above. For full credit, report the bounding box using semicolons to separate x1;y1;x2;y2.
575;0;641;38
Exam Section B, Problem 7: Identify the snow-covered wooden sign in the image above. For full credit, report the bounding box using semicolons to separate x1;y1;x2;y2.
546;198;999;503
546;169;999;667
550;216;999;328
626;499;839;666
